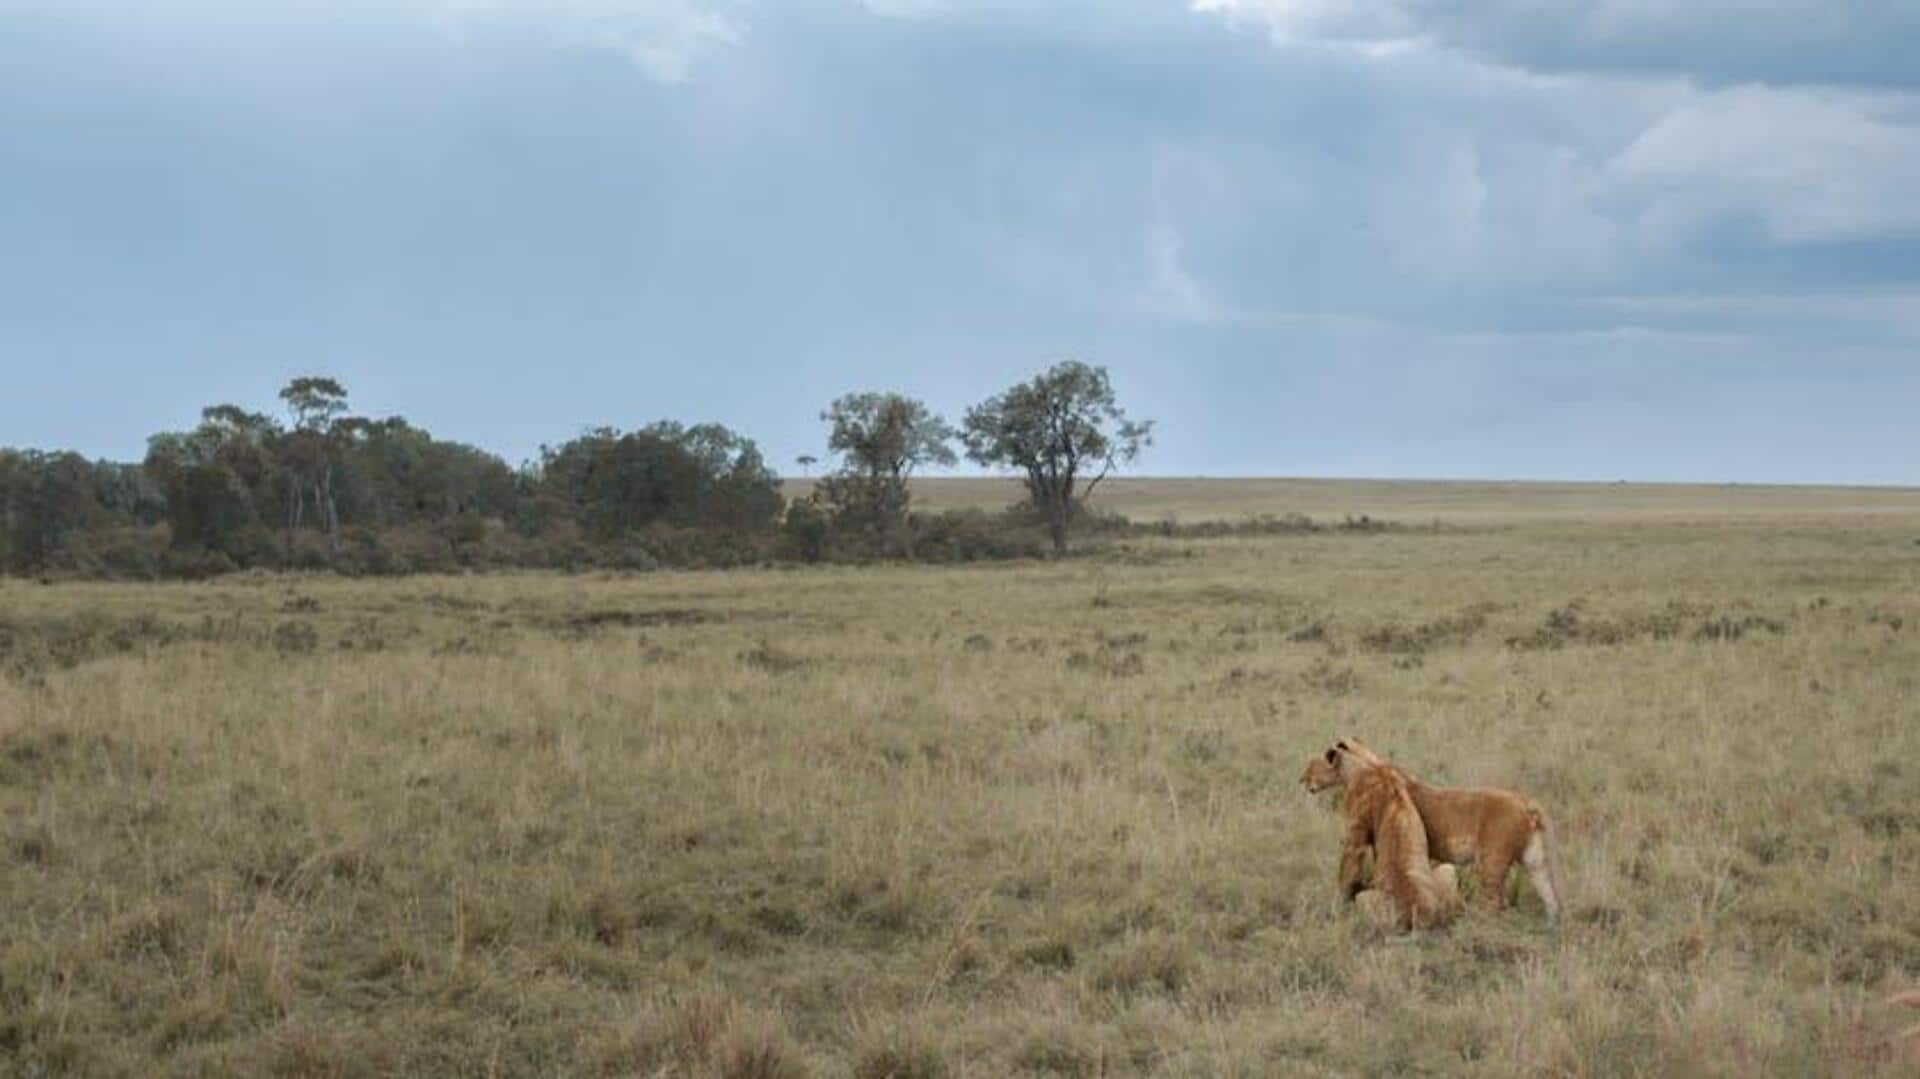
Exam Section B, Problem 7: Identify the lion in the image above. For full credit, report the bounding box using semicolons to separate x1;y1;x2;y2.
1314;750;1461;931
1356;865;1460;932
1302;737;1561;919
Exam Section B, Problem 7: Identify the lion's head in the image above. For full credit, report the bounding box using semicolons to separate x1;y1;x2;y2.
1334;737;1384;768
1300;737;1385;793
1300;747;1343;793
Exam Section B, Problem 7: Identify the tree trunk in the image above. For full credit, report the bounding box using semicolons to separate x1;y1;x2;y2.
284;478;304;565
885;476;912;559
320;463;340;555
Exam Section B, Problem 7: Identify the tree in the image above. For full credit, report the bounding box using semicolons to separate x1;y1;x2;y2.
961;361;1152;554
795;454;818;478
279;377;349;433
277;377;351;556
143;425;261;557
348;419;518;525
140;403;285;560
664;423;784;534
819;392;956;555
536;422;783;540
0;450;103;572
91;460;167;527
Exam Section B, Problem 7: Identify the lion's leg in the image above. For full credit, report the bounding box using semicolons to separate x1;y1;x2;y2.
1405;865;1461;930
1476;855;1513;910
1522;829;1561;920
1338;820;1372;901
1338;843;1370;900
1434;864;1461;911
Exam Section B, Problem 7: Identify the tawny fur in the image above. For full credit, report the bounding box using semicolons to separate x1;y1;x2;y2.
1301;737;1562;920
1356;864;1458;931
1324;760;1460;931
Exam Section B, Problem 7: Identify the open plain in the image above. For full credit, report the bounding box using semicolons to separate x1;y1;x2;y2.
4;480;1919;1075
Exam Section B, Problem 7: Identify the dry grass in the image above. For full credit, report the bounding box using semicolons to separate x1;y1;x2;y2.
784;475;1920;525
4;483;1920;1074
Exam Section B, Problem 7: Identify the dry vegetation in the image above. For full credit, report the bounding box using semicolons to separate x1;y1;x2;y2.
4;482;1920;1075
786;475;1920;525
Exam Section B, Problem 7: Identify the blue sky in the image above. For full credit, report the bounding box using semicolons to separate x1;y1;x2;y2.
3;0;1917;483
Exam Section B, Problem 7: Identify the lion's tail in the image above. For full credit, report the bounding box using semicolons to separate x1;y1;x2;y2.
1522;804;1563;922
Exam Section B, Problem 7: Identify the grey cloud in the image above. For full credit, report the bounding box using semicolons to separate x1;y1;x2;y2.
1170;2;1920;348
1602;86;1920;245
5;0;1919;482
1196;1;1920;88
1417;1;1920;90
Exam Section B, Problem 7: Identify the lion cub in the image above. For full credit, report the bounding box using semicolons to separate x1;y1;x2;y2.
1305;748;1461;931
1305;738;1561;920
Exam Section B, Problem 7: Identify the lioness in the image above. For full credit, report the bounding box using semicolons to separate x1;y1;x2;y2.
1321;753;1461;931
1302;738;1561;919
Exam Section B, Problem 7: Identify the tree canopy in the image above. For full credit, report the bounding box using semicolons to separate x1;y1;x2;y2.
817;392;957;555
2;361;1161;576
961;361;1152;553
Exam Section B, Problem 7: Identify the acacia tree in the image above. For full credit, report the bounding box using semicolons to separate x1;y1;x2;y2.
819;392;956;555
961;361;1152;554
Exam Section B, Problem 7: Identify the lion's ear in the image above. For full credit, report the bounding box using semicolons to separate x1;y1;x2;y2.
1324;748;1338;763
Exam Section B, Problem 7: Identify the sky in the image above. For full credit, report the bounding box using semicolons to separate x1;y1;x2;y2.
2;0;1918;484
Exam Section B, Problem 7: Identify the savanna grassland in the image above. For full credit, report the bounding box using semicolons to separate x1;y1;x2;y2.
4;482;1920;1076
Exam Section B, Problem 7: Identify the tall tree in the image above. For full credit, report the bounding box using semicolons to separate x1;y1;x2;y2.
277;377;351;555
961;361;1152;554
819;392;956;555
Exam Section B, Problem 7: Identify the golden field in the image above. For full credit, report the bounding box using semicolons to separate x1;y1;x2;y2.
4;480;1920;1075
785;476;1920;525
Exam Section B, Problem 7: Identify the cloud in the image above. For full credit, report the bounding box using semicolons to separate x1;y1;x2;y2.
1191;0;1920;87
1603;86;1920;246
6;0;1920;481
1180;0;1920;335
0;0;745;81
1144;220;1229;324
859;0;948;17
1585;289;1920;344
439;0;742;82
1190;0;1419;50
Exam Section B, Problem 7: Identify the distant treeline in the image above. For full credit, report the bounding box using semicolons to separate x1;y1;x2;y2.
0;364;1179;579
